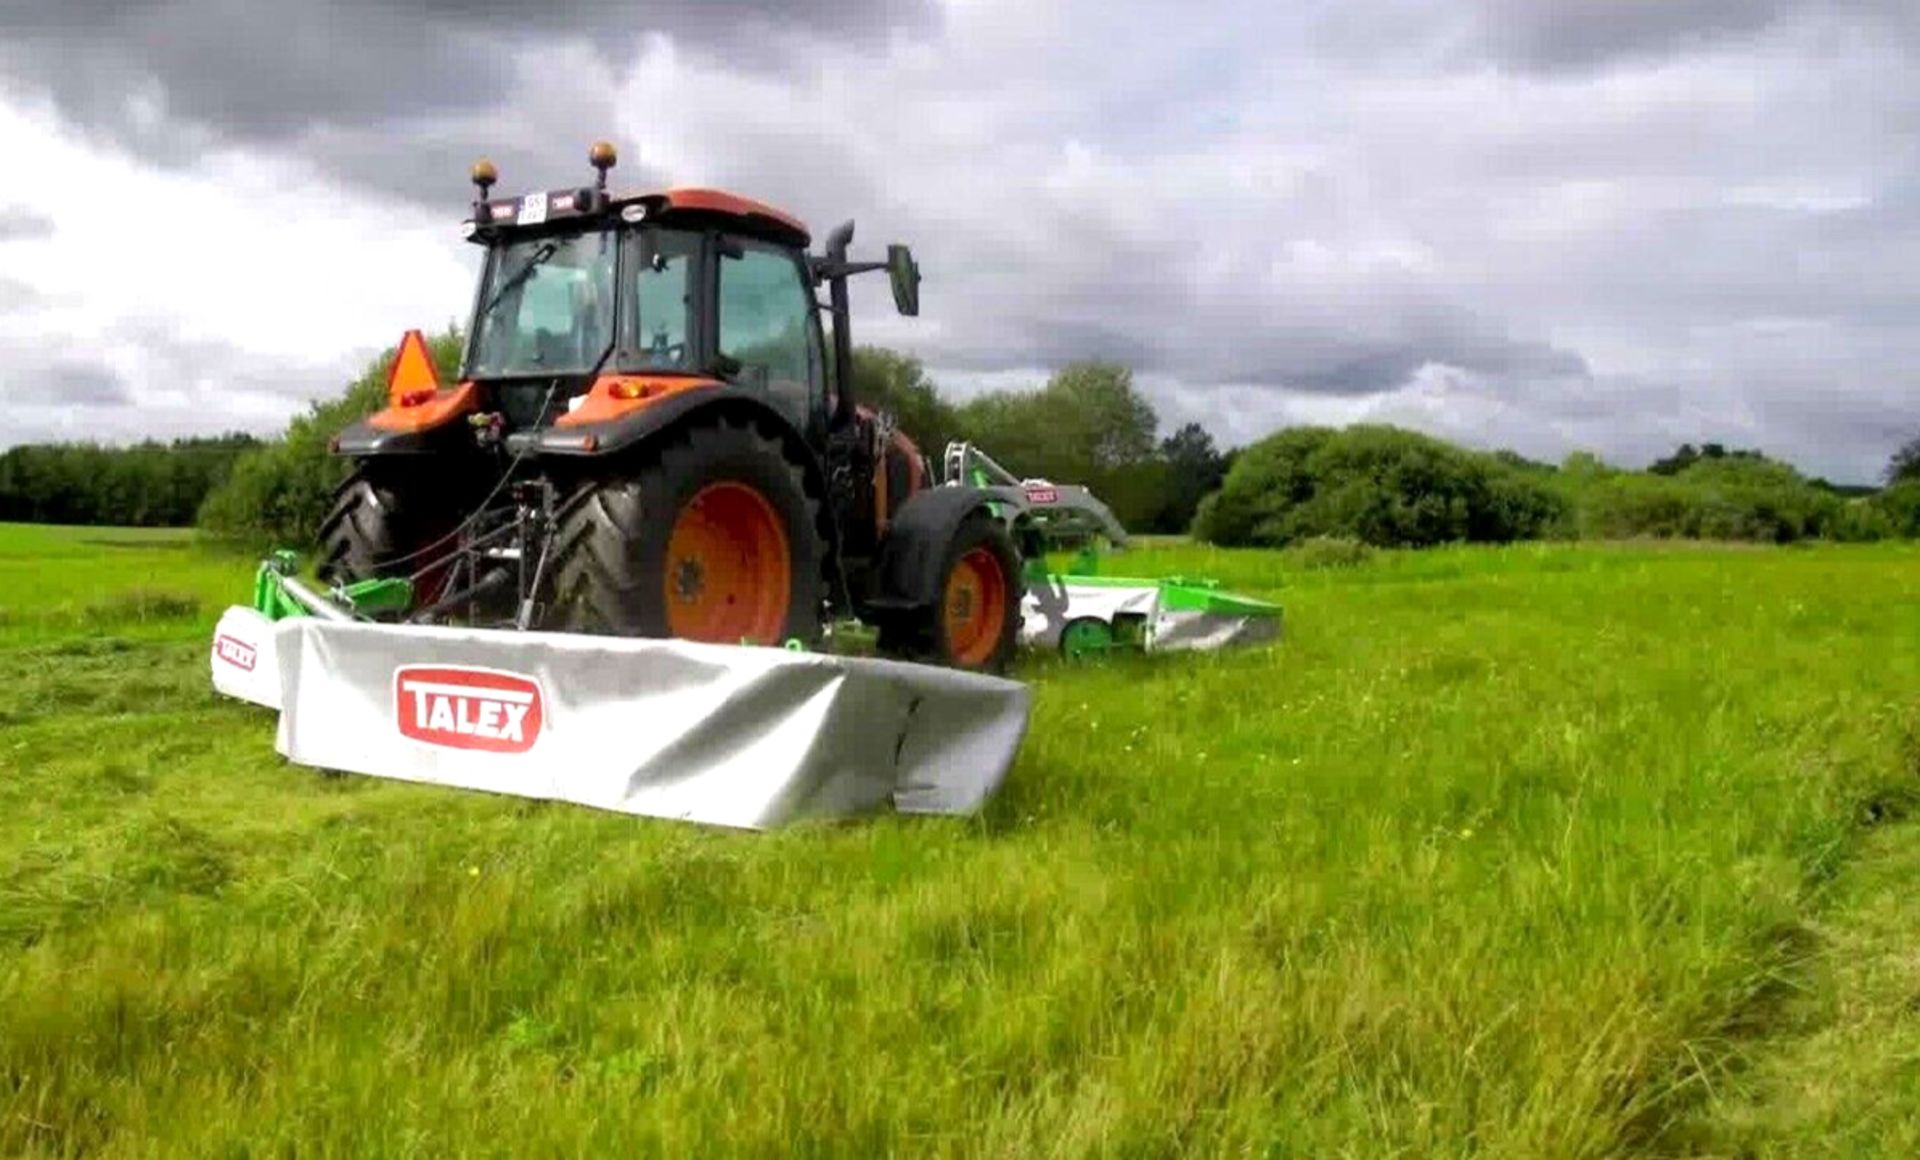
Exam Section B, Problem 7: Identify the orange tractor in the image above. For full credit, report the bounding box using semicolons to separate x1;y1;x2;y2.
320;143;1026;672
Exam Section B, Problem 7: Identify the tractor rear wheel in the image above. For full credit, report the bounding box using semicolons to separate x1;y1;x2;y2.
543;416;826;646
316;466;461;601
877;512;1023;674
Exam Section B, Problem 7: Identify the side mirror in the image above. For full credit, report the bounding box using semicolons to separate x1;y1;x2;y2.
887;244;921;316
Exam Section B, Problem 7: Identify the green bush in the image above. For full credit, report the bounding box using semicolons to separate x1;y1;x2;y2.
1827;499;1891;543
1192;425;1565;548
198;329;463;548
1871;481;1920;538
1562;455;1849;543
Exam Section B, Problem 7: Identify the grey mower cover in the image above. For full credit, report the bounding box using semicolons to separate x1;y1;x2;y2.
210;608;1029;830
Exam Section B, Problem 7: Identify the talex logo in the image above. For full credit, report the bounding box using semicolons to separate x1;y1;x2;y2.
214;634;257;672
394;666;545;754
1023;485;1059;504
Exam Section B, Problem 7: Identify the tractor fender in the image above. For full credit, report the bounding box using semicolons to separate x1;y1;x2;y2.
868;486;1009;614
518;383;782;459
332;419;441;456
525;387;848;609
329;378;738;459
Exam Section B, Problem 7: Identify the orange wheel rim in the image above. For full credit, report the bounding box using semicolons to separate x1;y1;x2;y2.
663;482;791;644
942;547;1008;667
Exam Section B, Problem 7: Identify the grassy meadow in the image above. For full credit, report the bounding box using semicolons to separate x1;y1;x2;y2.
2;521;1919;1156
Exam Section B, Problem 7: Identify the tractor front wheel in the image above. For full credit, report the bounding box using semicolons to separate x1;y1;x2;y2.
543;417;827;646
877;513;1023;674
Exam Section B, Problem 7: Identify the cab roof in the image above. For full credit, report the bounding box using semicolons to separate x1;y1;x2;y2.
467;185;810;249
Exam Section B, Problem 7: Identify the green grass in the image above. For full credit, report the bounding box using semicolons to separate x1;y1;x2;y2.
2;522;1919;1156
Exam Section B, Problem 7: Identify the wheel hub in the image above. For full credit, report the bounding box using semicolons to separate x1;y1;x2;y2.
671;556;706;602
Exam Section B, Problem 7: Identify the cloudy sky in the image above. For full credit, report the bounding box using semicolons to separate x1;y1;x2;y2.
0;0;1914;482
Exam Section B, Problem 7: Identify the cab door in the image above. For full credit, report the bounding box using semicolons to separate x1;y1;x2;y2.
715;237;828;437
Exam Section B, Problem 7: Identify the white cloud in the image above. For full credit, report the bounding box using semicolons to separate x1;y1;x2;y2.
0;95;476;442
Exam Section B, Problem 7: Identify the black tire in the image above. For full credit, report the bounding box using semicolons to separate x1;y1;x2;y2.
315;467;460;598
877;512;1023;674
542;415;827;646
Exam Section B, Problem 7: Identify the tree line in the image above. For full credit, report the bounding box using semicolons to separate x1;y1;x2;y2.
0;434;262;527
1197;428;1920;548
3;329;1916;551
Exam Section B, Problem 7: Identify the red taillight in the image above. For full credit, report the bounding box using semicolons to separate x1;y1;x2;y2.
400;389;436;407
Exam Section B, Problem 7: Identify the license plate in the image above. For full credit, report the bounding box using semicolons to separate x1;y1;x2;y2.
518;193;549;226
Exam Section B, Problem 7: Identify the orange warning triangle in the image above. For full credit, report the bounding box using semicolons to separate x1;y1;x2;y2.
386;329;442;404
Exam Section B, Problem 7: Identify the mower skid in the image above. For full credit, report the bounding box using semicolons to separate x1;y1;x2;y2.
209;611;1029;829
211;606;286;710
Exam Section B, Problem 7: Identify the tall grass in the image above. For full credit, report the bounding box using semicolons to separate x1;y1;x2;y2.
2;525;1918;1155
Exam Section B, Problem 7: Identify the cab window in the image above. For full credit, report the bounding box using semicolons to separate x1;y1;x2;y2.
718;240;821;426
618;228;698;371
469;231;616;377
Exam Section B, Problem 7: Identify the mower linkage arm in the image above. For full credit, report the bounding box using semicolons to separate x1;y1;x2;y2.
939;441;1131;549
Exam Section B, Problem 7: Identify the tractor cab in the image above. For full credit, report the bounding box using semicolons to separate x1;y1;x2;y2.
446;145;918;441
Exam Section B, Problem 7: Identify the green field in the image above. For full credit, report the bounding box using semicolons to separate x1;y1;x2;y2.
3;522;1919;1156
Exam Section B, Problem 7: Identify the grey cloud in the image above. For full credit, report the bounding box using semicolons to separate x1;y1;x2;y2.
1463;0;1920;71
107;317;345;403
0;208;55;242
1471;0;1787;70
0;0;938;201
0;316;356;448
32;364;134;406
293;108;674;211
878;225;1591;398
0;277;39;313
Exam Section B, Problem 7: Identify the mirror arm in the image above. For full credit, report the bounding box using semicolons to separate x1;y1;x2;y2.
812;259;888;282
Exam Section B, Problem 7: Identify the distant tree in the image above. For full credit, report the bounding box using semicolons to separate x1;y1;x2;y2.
956;361;1163;529
849;346;960;455
1649;443;1700;475
1034;361;1159;479
1491;449;1555;474
1888;433;1920;485
1154;422;1228;534
1650;442;1768;475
